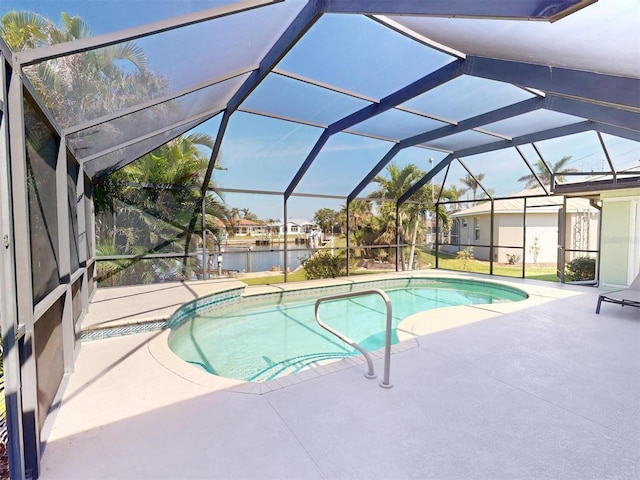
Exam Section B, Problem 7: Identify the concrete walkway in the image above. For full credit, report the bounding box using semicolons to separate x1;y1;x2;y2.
40;273;639;479
81;278;247;330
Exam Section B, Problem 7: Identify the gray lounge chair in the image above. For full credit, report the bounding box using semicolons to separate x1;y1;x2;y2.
596;272;640;314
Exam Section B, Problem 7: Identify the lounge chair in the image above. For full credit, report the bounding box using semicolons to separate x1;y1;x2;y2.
596;272;640;314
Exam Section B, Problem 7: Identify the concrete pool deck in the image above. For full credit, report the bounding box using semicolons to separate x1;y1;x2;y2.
40;271;639;479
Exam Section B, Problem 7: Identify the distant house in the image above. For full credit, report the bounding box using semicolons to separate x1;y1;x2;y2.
269;219;316;235
232;219;268;235
447;190;599;264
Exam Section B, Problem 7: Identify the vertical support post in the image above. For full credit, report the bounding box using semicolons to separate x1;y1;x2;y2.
593;199;603;286
558;196;567;283
380;290;393;389
8;65;40;479
522;197;527;279
435;203;440;269
345;200;350;276
0;57;27;480
87;179;97;295
489;199;495;276
283;197;288;282
201;193;207;280
395;202;400;272
76;165;89;335
55;138;74;373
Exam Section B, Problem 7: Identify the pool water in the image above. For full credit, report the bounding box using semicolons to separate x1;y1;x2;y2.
168;279;527;382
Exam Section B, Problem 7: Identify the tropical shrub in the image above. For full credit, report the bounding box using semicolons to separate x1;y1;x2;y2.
302;252;345;280
456;247;474;269
506;253;521;265
565;256;596;281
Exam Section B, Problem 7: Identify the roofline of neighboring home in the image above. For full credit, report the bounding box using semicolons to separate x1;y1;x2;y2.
450;196;599;217
554;176;640;195
234;219;266;225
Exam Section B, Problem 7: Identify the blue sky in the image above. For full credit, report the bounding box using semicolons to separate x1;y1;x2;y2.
3;1;638;220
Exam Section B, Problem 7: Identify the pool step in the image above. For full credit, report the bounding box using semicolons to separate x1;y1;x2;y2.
250;351;357;382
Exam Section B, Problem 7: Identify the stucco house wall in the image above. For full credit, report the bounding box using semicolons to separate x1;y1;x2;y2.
448;194;599;265
494;212;559;264
599;189;640;288
453;211;561;264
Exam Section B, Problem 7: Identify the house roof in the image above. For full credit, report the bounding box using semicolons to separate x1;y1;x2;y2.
452;189;598;216
234;219;266;226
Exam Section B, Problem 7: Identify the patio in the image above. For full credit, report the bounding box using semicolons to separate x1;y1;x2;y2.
39;273;639;479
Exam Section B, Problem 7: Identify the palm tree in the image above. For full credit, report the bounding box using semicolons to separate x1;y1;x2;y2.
459;173;486;206
442;184;465;211
228;208;241;236
94;132;226;283
370;163;430;270
517;156;576;189
1;11;167;129
341;200;372;232
0;11;49;49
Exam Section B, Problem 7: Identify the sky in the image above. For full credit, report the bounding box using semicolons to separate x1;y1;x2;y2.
2;0;638;220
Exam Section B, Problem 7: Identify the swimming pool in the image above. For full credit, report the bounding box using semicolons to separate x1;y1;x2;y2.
167;277;527;382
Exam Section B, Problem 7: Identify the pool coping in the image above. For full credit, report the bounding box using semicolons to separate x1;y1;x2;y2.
148;272;581;394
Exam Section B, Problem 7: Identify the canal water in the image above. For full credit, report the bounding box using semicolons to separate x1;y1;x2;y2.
212;244;313;273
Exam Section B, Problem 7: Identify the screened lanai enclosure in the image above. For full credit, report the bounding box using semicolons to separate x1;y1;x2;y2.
0;0;639;477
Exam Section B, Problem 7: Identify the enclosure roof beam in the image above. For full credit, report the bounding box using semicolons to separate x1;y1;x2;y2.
201;0;323;195
515;145;549;194
64;64;258;136
81;105;224;166
398;121;594;204
14;0;282;66
320;0;595;21
400;96;545;148
458;157;493;201
597;131;617;176
594;123;640;143
454;121;593;159
331;60;464;135
466;56;640;110
273;67;461;125
398;154;455;205
284;59;465;199
237;106;403;144
529;142;556;188
85;107;223;178
545;95;640;131
0;36;12;62
346;96;545;202
21;77;63;137
369;15;466;58
237;107;328;129
347;144;402;202
272;68;380;103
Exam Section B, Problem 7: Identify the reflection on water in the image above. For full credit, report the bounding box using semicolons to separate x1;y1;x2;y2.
212;244;313;272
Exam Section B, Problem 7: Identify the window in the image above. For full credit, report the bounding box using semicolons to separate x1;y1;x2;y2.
474;217;481;241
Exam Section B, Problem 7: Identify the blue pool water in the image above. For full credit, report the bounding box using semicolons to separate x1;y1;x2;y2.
168;278;527;382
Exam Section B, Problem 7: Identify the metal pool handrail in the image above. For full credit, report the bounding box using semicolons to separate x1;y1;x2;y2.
314;288;393;389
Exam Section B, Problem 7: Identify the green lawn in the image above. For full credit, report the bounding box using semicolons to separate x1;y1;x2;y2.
239;243;559;286
415;247;558;282
239;269;307;285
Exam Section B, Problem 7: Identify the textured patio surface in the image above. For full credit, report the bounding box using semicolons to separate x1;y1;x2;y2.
40;273;639;479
